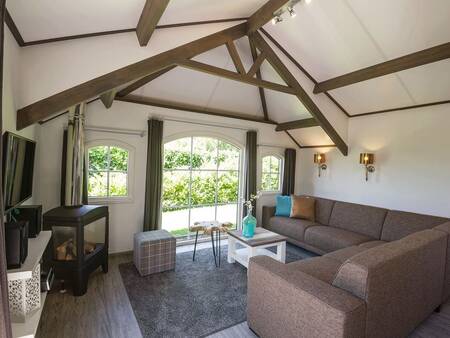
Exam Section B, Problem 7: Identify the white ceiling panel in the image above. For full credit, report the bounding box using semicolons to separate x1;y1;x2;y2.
8;0;144;41
160;0;264;25
346;0;450;59
395;60;450;104
288;127;334;147
265;91;311;123
330;75;415;115
7;0;261;42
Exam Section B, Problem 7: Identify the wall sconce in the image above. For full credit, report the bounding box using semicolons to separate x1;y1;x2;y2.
314;153;327;177
360;153;375;181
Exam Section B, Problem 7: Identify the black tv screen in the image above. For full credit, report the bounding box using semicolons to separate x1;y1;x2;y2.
2;132;36;212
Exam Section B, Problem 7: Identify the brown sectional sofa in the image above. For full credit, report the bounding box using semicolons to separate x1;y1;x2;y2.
248;197;450;338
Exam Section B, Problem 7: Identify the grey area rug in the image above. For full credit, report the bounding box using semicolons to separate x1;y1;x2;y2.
119;243;316;338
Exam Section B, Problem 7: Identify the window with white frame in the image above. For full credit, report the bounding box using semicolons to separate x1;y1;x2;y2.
87;143;131;200
261;155;282;192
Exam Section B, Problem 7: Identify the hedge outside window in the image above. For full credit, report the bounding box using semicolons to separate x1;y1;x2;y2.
88;145;129;199
261;155;282;192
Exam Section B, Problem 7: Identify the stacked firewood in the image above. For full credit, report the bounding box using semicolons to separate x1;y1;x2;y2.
56;239;97;261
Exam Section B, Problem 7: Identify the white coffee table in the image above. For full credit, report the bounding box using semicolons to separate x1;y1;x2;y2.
227;228;287;268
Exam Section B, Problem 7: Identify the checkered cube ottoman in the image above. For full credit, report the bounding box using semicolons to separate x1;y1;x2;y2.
133;230;176;276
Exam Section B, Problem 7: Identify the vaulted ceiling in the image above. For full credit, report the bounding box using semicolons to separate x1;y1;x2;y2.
6;0;450;149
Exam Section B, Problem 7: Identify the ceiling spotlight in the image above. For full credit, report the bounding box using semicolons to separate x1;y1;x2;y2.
305;0;312;4
271;15;283;25
288;7;296;17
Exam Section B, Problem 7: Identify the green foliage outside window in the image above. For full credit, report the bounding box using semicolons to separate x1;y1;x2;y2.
88;146;128;198
162;138;240;212
261;155;281;191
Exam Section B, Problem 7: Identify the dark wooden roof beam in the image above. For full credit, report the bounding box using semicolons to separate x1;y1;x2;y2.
226;40;246;74
116;95;278;125
247;0;289;33
251;31;348;155
136;0;171;46
177;59;297;95
276;118;319;131
314;42;450;93
16;23;247;129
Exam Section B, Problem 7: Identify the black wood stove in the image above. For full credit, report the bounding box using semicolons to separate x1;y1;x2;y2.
43;205;109;296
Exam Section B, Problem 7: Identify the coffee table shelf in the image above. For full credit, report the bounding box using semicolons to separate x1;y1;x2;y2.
227;228;286;268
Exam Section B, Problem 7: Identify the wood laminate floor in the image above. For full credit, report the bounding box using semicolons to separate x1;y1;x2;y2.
38;243;450;338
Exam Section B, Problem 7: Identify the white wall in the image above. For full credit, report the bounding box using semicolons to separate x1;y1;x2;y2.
3;28;37;205
36;100;296;253
299;104;450;218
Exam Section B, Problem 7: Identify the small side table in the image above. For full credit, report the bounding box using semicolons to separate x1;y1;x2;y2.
191;221;231;267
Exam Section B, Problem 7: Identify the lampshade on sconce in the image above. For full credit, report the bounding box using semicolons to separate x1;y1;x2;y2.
314;153;327;177
360;153;375;181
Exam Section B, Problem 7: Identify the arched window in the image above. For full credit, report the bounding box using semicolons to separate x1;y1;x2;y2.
162;136;241;238
87;143;132;201
261;155;283;192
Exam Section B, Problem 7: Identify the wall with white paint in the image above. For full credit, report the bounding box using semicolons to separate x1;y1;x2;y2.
298;104;450;218
3;28;38;206
36;100;297;253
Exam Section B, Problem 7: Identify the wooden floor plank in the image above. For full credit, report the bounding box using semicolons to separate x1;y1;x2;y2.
37;246;450;338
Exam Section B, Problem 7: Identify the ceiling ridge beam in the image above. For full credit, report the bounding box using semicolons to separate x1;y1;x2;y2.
247;51;266;78
16;22;248;129
136;0;171;46
314;42;450;93
251;31;348;155
247;0;290;33
249;36;269;120
9;17;248;47
276;118;319;131
226;40;246;74
177;59;297;95
116;95;278;125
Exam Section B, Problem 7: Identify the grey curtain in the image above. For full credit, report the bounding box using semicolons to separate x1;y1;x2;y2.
143;119;163;231
0;1;12;336
60;103;88;206
282;148;296;195
244;131;257;216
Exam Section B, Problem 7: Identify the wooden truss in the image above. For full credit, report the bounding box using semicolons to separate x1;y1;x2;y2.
16;0;349;154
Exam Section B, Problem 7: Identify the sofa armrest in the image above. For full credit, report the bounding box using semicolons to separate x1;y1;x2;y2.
262;206;276;229
247;256;366;338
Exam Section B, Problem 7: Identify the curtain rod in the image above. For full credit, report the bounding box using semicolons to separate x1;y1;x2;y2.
84;125;145;137
161;117;252;131
257;144;288;149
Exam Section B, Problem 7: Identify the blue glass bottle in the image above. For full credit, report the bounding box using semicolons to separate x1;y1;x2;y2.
242;208;257;238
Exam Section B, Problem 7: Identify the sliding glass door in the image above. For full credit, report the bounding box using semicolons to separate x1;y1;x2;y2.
162;136;241;238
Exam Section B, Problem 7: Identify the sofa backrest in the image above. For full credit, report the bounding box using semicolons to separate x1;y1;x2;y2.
328;201;387;239
332;229;447;338
300;196;336;225
381;210;448;242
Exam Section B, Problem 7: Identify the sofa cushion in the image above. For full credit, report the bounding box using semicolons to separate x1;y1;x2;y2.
275;195;291;217
358;240;387;249
300;195;336;225
267;216;318;242
304;226;373;253
324;246;367;263
329;201;387;239
290;256;341;283
380;210;448;242
290;195;315;221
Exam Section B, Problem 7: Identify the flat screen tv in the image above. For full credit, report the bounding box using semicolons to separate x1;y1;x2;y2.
2;132;36;212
